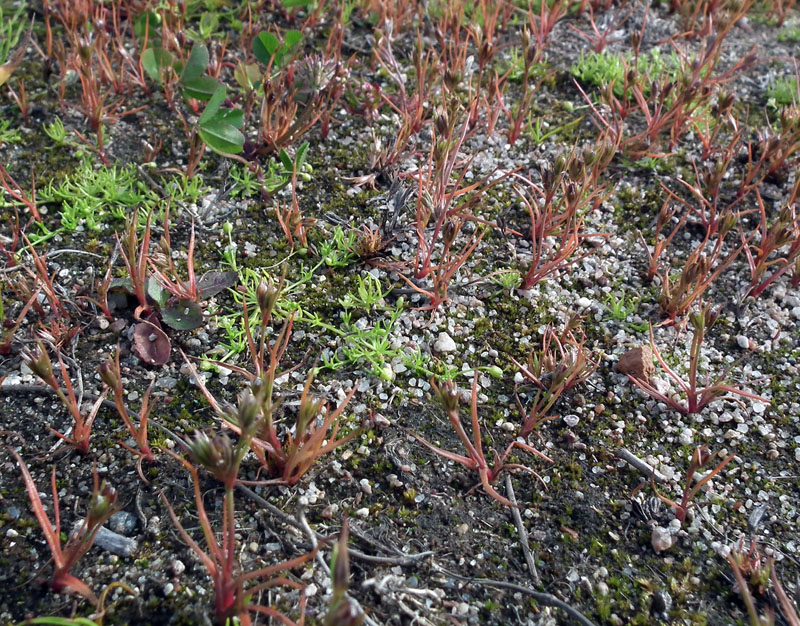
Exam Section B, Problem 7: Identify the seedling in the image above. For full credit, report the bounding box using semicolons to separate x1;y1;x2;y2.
511;318;598;438
22;339;107;455
99;347;156;473
324;518;364;626
8;449;118;603
653;445;734;524
604;292;632;321
185;283;365;485
412;373;553;508
628;305;769;415
161;440;317;625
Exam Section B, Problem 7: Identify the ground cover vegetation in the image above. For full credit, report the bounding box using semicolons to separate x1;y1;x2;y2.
0;0;799;623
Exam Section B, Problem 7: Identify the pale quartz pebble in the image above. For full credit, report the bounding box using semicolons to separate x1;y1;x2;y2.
651;526;674;553
434;332;457;352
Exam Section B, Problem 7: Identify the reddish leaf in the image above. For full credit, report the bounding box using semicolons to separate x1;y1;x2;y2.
197;271;238;299
132;315;171;365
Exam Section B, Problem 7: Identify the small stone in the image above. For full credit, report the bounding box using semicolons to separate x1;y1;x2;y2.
6;528;19;539
171;559;186;577
434;332;457;353
650;589;673;621
651;526;674;553
767;449;779;460
354;507;370;518
81;524;136;557
616;345;655;382
249;542;259;553
736;335;750;350
163;582;174;596
108;511;138;536
359;478;372;495
563;414;580;427
456;523;469;535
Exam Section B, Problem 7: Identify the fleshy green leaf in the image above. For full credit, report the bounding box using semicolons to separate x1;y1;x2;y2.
161;299;204;330
146;277;168;309
134;11;161;39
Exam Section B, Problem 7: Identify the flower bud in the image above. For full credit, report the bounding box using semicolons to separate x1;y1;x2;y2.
256;280;280;321
442;219;458;247
565;181;579;206
88;482;117;528
23;341;54;382
324;598;364;626
434;110;449;137
99;360;119;390
237;390;261;433
332;519;351;599
486;365;503;379
434;379;459;414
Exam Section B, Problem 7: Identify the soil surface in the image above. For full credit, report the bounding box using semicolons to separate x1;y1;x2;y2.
1;1;799;625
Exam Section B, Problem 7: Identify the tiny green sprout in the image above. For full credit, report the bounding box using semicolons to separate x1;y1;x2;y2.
43;117;68;146
223;221;233;236
491;270;522;291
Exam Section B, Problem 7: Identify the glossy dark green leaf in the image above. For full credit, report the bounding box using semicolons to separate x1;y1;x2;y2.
217;108;244;129
161;299;204;330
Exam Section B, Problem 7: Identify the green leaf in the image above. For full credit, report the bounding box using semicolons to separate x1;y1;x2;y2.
198;120;244;154
182;76;221;101
217;108;244;129
141;47;173;84
161;299;204;330
146;277;168;309
283;0;315;6
134;11;161;39
279;148;293;171
198;86;227;124
182;43;209;83
284;30;303;51
234;62;262;91
296;141;309;170
253;32;280;66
